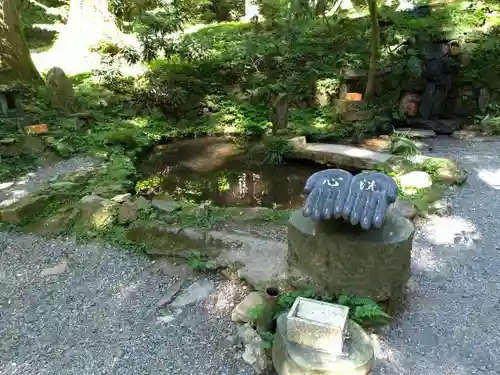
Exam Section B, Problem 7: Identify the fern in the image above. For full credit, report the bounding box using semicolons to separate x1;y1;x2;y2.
390;133;419;156
338;294;391;326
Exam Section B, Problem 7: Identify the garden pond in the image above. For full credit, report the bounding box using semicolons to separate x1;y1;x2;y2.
137;137;326;209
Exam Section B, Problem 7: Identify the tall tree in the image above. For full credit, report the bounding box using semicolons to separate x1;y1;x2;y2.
364;0;380;100
0;0;41;83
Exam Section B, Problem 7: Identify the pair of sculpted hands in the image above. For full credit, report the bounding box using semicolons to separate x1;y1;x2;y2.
302;169;398;230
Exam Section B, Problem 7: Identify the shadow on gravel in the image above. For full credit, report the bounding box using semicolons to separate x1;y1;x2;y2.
372;140;500;375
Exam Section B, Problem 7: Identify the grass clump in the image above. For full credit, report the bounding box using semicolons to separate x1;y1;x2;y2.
262;137;293;164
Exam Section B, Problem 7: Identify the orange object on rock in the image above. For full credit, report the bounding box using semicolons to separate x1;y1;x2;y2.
24;124;48;135
344;92;363;101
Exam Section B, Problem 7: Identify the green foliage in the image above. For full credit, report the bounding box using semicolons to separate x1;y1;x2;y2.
135;175;164;193
479;114;500;135
136;59;212;119
390;133;419;156
247;304;264;321
262;137;293;164
275;289;391;327
134;8;186;61
401;183;447;216
172;202;229;229
19;0;68;51
107;0;500;140
260;331;275;349
257;209;291;222
337;295;391;326
258;0;292;21
276;289;322;313
420;159;441;182
187;251;213;270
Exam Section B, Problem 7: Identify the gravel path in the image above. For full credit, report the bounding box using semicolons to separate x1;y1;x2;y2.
374;137;500;375
0;156;99;207
0;233;253;375
2;139;500;375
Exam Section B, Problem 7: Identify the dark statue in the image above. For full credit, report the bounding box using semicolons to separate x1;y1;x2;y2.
302;169;398;230
303;169;353;221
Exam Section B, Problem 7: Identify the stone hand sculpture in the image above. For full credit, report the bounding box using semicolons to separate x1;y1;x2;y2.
342;171;398;230
303;169;354;221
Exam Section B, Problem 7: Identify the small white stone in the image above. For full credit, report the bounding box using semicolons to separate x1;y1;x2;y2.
231;292;265;323
171;279;215;307
40;261;68;277
157;315;176;323
399;171;433;193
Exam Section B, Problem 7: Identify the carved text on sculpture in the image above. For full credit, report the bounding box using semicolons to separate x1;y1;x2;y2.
323;177;343;187
359;179;376;192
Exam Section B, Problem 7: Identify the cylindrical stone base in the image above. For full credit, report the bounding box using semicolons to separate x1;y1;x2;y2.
287;209;415;308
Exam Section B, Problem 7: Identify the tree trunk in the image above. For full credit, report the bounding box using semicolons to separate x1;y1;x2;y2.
0;0;41;83
365;0;380;101
212;0;232;21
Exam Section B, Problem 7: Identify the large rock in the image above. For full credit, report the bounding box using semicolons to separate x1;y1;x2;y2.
287;139;466;186
390;199;417;220
126;220;216;258
151;198;182;214
92;181;134;198
231;292;265;323
237;323;272;374
118;197;151;224
127;220;288;288
45;67;75;111
24;205;78;236
78;194;119;229
406;118;464;135
0;194;53;224
287;210;414;307
210;230;288;289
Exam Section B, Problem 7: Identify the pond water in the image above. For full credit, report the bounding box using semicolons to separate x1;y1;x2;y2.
138;137;325;209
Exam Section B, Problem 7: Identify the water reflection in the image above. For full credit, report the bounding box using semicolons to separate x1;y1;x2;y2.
138;138;324;209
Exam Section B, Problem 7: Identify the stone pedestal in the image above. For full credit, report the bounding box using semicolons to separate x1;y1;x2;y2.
334;99;373;122
272;314;374;375
0;86;23;118
287;209;414;308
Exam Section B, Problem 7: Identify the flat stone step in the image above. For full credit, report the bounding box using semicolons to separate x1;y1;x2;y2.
288;141;391;170
0;156;100;223
451;130;500;142
394;128;437;138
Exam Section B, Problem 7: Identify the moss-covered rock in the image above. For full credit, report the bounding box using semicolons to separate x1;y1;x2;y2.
387;155;467;185
92;181;134;198
126;220;219;258
78;194;119;229
118;197;151;224
61;168;98;184
24;205;78;236
421;157;467;185
0;194;53;224
49;181;85;195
